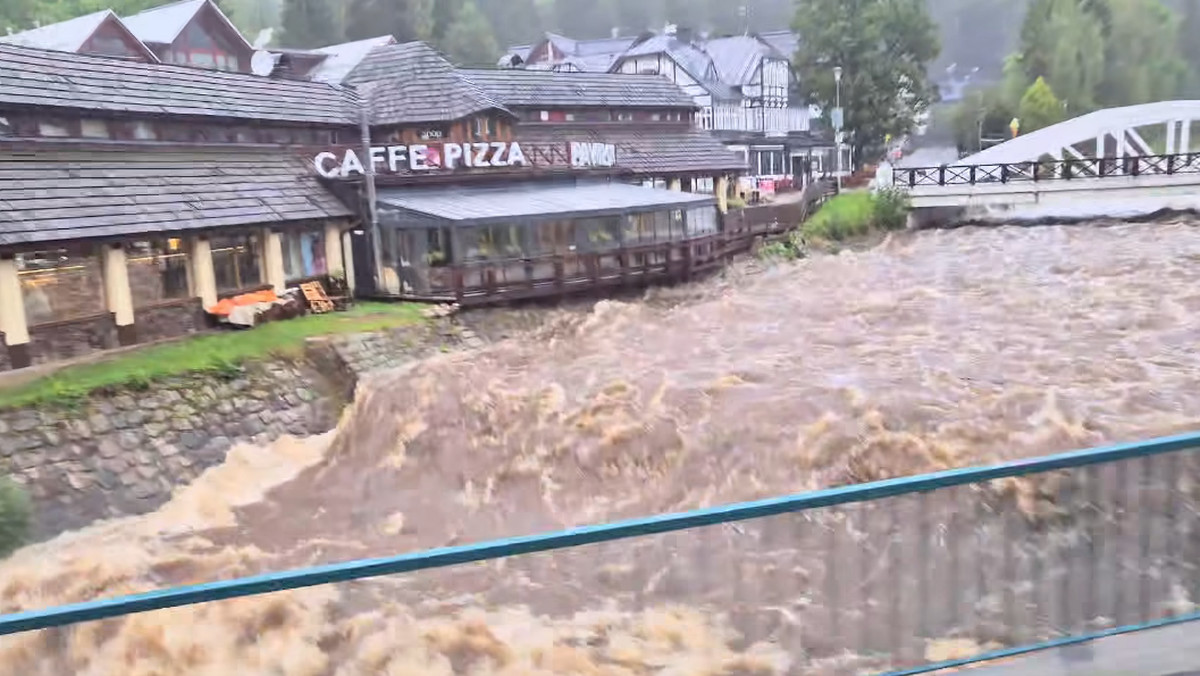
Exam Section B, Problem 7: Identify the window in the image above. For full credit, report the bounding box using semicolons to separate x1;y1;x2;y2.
211;234;262;292
473;117;494;138
539;110;550;121
461;225;524;260
564;113;576;122
80;120;108;138
132;122;157;140
17;246;104;324
0;116;10;136
685;207;718;237
651;113;662;121
38;121;70;137
528;221;575;256
578;217;621;251
698;107;713;130
281;229;328;281
188;51;217;67
611;111;633;122
127;239;191;306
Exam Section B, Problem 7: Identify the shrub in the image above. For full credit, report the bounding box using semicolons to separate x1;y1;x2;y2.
871;187;911;231
757;241;796;261
0;477;31;558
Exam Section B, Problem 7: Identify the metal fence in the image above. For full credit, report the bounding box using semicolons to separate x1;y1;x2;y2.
2;432;1199;674
896;152;1200;188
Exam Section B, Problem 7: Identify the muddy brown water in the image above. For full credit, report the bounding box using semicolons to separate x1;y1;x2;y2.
3;221;1200;675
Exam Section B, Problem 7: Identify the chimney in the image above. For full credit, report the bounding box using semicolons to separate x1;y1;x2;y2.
676;25;694;43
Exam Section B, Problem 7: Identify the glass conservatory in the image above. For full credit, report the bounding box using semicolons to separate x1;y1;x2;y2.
374;181;721;298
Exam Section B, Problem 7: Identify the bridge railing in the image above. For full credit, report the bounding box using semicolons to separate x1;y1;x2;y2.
1;433;1199;674
896;152;1200;188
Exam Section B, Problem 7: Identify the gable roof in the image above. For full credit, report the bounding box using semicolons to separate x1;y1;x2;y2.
758;30;798;61
617;35;737;100
0;10;159;62
459;69;697;109
0;43;357;126
0;10;109;52
703;35;778;87
123;0;251;52
306;35;396;84
344;42;509;125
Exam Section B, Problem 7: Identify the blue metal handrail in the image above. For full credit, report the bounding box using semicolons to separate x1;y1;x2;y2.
3;430;1200;672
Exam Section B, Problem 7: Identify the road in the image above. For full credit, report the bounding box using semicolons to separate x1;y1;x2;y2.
938;622;1200;676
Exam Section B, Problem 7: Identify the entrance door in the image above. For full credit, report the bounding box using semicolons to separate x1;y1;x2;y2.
349;229;375;295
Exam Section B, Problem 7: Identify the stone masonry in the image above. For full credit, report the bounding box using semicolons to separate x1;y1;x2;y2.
0;319;464;540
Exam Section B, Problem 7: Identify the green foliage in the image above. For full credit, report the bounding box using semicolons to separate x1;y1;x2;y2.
756;241;796;262
1182;0;1200;95
439;1;500;66
1097;0;1187;106
1018;76;1066;133
792;0;940;167
0;303;426;410
344;0;435;42
800;190;910;243
0;478;31;559
871;187;911;231
279;0;339;48
951;85;1018;154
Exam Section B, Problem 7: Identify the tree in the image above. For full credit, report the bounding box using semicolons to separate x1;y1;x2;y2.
793;0;940;167
440;0;499;66
279;0;338;48
477;0;542;48
1183;0;1200;95
1096;0;1186;106
344;0;434;42
1017;76;1065;132
1013;0;1106;113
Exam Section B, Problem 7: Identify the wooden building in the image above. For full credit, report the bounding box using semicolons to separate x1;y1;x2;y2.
0;38;744;370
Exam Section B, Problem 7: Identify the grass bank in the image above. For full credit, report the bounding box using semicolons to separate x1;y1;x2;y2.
0;302;426;410
758;189;909;261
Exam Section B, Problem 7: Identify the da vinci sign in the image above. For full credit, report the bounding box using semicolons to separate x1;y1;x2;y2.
314;142;529;178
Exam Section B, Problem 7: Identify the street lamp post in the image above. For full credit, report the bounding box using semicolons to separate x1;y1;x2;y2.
833;66;843;192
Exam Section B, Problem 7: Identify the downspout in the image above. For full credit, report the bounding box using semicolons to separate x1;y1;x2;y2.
358;83;384;292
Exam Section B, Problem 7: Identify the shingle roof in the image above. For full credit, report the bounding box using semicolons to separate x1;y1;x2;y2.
458;69;696;109
758;31;799;61
0;43;357;126
519;125;748;175
703;35;773;87
378;181;713;226
122;0;247;49
306;35;396;84
0;10;111;52
344;42;508;125
617;35;737;100
0;145;351;246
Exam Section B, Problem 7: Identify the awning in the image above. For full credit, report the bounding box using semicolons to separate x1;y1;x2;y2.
376;181;716;227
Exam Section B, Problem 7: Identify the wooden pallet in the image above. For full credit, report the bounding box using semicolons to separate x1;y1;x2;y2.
299;281;335;314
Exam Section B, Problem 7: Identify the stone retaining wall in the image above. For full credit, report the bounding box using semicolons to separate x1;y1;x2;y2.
0;320;463;540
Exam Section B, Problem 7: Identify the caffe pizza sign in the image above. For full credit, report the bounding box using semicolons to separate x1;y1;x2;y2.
313;142;528;178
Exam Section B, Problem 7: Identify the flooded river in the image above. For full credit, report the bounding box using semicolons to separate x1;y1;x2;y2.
3;220;1200;674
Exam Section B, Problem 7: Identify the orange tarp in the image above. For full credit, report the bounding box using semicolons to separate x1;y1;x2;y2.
206;289;278;317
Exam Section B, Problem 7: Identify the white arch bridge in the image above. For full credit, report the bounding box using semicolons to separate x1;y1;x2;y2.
893;100;1200;223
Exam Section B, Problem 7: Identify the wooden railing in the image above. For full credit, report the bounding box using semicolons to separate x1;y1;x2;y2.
432;182;832;305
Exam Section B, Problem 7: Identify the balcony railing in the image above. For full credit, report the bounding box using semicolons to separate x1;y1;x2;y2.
709;104;811;135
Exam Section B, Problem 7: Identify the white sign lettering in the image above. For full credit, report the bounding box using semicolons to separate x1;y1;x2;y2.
570;142;617;168
314;142;531;178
